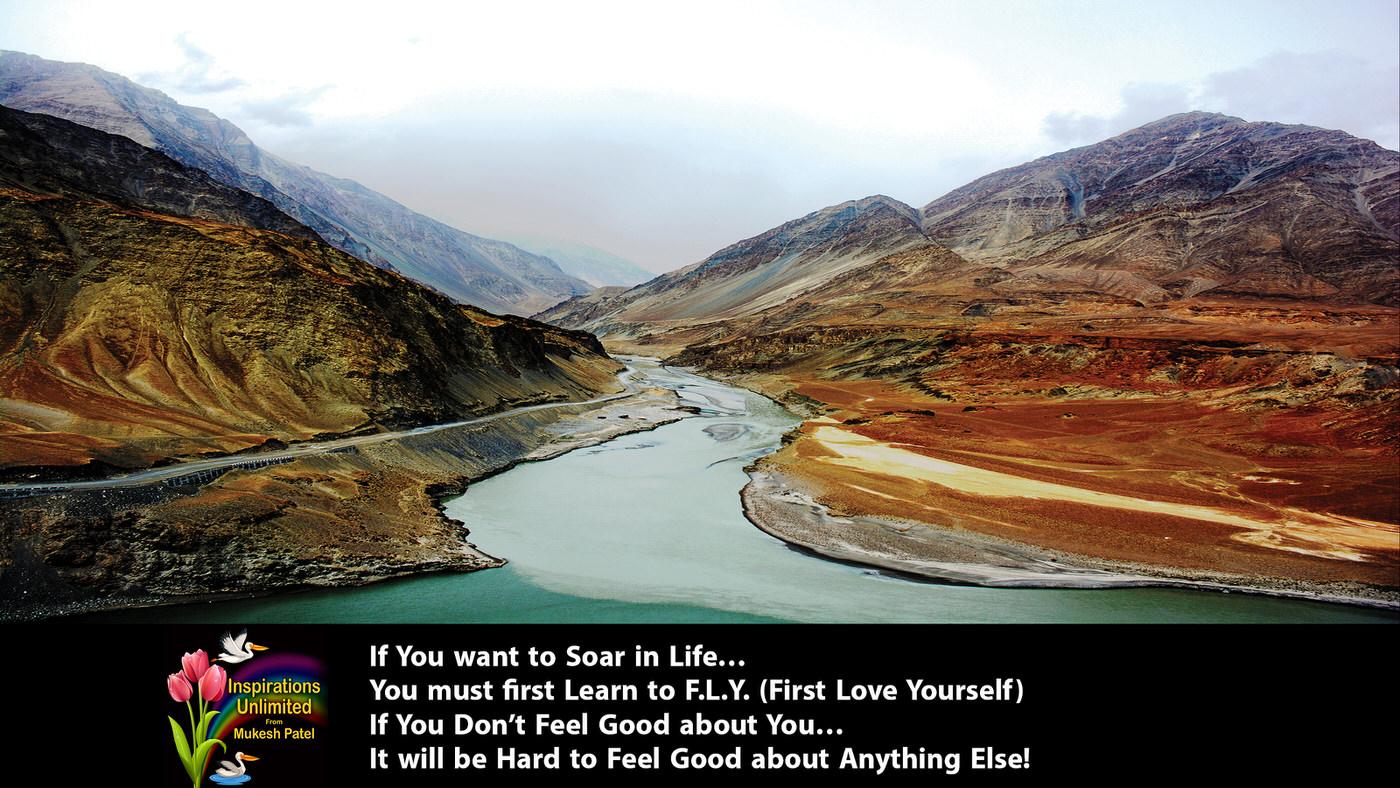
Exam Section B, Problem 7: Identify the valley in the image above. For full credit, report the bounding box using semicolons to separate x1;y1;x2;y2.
625;301;1399;603
1;52;1395;618
0;98;661;619
0;364;693;620
66;358;1396;625
543;113;1399;605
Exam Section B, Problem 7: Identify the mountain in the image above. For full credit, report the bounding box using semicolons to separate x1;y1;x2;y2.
540;113;1399;595
0;99;644;614
0;50;593;315
492;233;657;288
920;112;1399;305
535;195;938;340
0;109;621;478
0;104;314;239
544;113;1398;343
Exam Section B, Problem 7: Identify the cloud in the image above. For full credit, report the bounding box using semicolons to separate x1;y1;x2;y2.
1201;50;1399;150
169;33;246;94
240;86;332;127
137;33;245;94
1040;50;1400;151
136;34;330;129
1042;82;1195;147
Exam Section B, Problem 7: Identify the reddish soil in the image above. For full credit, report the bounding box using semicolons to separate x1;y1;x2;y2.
764;376;1397;588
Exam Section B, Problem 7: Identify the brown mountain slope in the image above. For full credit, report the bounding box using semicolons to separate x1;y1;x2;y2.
0;187;620;478
543;116;1398;360
0;114;643;615
668;275;1398;595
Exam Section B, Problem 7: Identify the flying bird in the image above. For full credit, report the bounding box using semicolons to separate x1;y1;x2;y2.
215;752;260;778
214;629;268;664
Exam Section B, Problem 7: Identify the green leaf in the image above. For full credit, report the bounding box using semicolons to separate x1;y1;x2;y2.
168;716;196;781
195;708;220;744
193;737;227;779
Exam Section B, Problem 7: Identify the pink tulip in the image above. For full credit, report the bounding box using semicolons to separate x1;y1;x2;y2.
199;663;226;702
167;672;192;703
181;650;210;683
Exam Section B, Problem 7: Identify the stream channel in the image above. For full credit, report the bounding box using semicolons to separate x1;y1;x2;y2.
76;358;1395;624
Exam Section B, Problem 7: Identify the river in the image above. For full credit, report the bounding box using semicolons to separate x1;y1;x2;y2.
69;358;1397;624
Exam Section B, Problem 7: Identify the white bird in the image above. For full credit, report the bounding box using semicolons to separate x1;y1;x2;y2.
215;752;259;778
213;629;268;664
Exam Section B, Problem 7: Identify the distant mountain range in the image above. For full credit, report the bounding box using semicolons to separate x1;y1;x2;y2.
539;112;1398;343
491;233;656;289
0;50;603;315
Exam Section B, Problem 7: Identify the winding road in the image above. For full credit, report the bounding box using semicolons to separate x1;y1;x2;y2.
1;366;644;498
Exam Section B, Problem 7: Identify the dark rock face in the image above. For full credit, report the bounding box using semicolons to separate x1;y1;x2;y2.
0;104;316;240
0;50;593;315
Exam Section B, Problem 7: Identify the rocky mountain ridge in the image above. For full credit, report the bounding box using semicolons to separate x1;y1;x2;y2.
535;195;940;337
0;104;315;240
920;112;1399;304
610;111;1400;434
544;113;1398;346
0;50;594;315
0;186;622;477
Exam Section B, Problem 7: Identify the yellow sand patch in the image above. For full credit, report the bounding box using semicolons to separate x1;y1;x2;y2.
806;423;1397;562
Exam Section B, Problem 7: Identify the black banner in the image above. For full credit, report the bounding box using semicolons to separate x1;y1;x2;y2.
15;623;1397;785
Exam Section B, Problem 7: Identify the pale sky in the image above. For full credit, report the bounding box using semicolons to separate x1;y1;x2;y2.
2;0;1396;273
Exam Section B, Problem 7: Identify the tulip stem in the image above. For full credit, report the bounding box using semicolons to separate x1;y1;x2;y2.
193;698;202;788
198;696;206;781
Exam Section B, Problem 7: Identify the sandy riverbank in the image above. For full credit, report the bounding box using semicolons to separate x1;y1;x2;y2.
743;466;1399;609
713;372;1399;610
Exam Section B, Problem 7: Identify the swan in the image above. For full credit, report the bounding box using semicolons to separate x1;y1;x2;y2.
215;752;260;778
214;629;268;664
